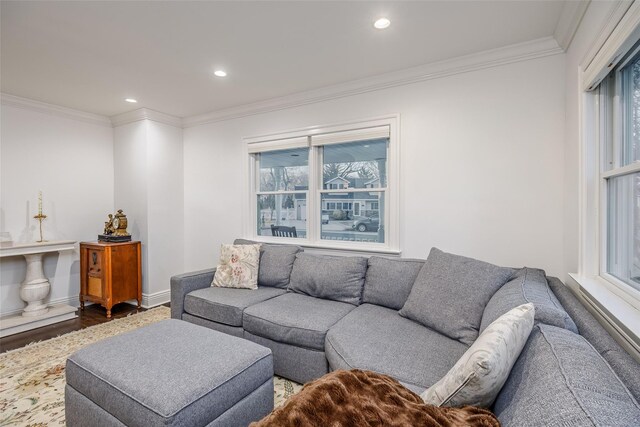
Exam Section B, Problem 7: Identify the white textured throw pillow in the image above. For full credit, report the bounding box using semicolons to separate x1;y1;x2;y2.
421;303;535;408
212;244;261;290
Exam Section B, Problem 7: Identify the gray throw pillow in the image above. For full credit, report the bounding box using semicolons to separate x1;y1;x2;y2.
399;248;514;346
234;239;302;288
362;256;424;310
479;267;578;334
288;253;368;306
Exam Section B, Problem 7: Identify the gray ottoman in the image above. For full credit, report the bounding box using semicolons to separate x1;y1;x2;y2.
65;319;274;427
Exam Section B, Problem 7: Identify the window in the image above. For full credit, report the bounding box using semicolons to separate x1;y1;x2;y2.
246;117;399;252
598;49;640;293
590;43;640;301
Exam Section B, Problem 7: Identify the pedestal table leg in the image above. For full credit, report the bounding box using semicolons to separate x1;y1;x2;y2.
20;253;51;317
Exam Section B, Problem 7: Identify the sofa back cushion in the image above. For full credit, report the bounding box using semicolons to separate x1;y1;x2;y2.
399;248;513;346
494;324;640;426
480;268;578;334
288;253;368;305
362;257;424;310
234;239;302;288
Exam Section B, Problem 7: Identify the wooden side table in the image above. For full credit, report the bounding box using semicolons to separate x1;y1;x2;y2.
79;241;141;318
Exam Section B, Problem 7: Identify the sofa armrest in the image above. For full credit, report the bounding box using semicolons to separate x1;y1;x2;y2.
170;268;216;319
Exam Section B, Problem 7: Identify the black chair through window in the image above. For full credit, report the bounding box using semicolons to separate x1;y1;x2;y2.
270;225;297;238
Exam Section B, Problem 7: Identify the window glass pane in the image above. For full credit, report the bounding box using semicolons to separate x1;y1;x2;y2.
622;55;640;166
322;139;387;189
258;148;308;192
321;192;384;243
257;194;306;238
607;172;640;291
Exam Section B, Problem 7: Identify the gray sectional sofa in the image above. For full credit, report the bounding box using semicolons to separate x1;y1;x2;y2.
171;240;640;426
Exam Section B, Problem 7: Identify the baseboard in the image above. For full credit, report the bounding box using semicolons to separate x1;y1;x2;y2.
141;289;170;308
0;294;81;318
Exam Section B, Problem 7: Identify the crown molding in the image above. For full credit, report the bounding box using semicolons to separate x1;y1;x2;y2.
554;0;590;51
0;93;111;127
110;108;182;128
183;36;563;128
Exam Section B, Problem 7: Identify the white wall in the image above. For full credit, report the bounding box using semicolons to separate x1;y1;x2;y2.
184;54;567;277
563;1;617;282
0;102;114;315
114;118;183;305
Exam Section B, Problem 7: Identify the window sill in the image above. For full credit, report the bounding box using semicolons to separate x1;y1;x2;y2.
568;273;640;342
249;236;401;257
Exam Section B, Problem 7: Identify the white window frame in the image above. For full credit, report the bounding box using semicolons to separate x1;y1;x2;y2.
242;115;400;254
574;2;640;343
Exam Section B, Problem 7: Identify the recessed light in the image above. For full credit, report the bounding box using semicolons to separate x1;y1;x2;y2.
214;70;227;77
125;98;137;103
374;18;390;29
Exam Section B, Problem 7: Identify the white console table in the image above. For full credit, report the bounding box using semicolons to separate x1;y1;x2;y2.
0;240;77;337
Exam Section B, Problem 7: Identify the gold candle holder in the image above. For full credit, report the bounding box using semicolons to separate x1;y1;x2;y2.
34;213;47;243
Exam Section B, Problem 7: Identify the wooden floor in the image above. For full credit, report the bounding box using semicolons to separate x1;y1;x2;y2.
0;303;147;354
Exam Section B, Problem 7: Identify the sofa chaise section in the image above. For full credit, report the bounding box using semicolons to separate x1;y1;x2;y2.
325;303;468;393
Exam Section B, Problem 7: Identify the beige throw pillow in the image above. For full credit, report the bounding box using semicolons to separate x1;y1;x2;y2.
212;244;261;290
421;303;535;408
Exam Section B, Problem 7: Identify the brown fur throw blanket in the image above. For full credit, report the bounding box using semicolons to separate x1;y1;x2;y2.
252;369;500;427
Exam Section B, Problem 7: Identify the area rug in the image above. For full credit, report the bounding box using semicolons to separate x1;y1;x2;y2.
0;306;303;426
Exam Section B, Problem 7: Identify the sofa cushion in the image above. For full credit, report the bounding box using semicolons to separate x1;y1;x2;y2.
288;253;368;305
243;293;355;350
362;256;424;310
399;248;513;346
325;304;469;390
212;244;261;289
184;286;286;326
422;303;535;408
480;268;578;334
494;324;640;426
234;239;302;288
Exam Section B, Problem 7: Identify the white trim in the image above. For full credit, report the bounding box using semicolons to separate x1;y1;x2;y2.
183;37;562;128
601;161;640;178
569;274;640;346
310;125;389;146
0;93;111;127
554;0;591;51
582;1;640;91
0;294;80;318
110;108;182;128
141;289;171;308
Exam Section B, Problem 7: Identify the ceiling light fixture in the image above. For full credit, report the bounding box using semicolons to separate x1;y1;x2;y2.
125;98;137;103
214;70;227;77
374;18;391;29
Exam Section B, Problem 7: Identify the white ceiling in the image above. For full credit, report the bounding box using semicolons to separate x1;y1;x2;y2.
1;1;567;118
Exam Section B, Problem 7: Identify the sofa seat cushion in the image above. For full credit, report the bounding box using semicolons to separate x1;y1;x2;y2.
325;304;469;390
184;286;286;326
243;293;355;350
494;324;640;426
480;267;578;334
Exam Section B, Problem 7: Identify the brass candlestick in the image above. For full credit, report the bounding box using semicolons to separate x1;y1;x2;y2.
34;213;47;243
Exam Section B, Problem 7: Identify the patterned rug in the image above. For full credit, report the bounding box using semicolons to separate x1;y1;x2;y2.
0;306;303;426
